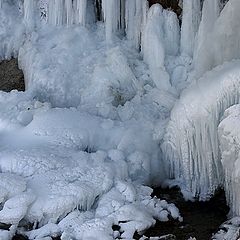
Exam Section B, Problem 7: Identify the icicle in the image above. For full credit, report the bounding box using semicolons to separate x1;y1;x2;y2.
180;0;201;57
65;0;74;26
76;0;87;26
193;0;220;78
0;0;2;9
125;0;148;49
48;0;64;26
23;0;36;30
102;0;121;43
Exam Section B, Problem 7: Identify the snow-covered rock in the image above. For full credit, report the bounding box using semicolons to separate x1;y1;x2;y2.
212;217;240;240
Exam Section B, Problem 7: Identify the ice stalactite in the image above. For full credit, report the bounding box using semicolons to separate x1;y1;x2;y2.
193;0;220;78
47;0;64;26
23;0;36;30
162;60;240;200
102;0;121;43
46;0;91;26
125;0;148;49
180;0;201;57
75;0;87;26
65;0;74;26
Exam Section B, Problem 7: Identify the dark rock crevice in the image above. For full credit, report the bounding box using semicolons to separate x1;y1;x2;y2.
0;58;25;92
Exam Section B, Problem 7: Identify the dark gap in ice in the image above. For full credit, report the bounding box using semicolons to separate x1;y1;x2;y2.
112;225;121;231
0;223;11;230
0;58;25;92
83;146;96;153
12;234;28;240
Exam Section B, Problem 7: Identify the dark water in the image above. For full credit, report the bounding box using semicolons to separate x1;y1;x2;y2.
139;187;229;240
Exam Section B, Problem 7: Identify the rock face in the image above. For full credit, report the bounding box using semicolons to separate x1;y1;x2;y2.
0;59;25;92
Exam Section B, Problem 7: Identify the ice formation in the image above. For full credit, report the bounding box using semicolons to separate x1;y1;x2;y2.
162;60;240;200
193;0;220;78
193;0;240;78
142;4;180;91
218;105;240;216
0;0;184;239
180;0;201;57
125;0;148;49
3;0;240;239
162;0;240;210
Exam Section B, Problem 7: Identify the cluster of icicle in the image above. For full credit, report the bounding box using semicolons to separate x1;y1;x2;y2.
162;60;240;201
163;0;240;204
20;0;149;48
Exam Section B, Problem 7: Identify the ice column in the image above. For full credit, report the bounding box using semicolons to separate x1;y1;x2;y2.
180;0;201;57
125;0;148;49
23;0;36;30
65;0;74;26
142;4;171;91
193;0;220;78
102;0;121;42
76;0;87;26
48;0;65;26
163;10;180;56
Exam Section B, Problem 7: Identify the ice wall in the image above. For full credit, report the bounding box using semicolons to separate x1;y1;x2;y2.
162;60;240;200
180;0;201;57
